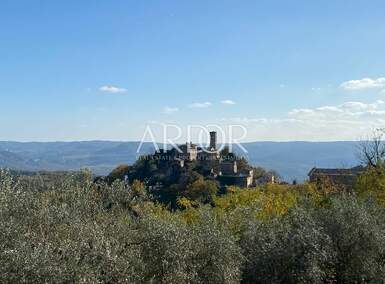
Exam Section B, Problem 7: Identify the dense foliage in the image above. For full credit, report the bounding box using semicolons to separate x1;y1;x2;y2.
1;168;385;283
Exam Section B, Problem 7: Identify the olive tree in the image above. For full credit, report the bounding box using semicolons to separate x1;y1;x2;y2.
241;207;334;284
138;210;242;284
316;195;385;283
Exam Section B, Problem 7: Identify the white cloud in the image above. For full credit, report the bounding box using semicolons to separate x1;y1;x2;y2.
189;102;212;108
219;100;385;141
288;100;385;120
163;106;179;114
340;101;384;111
99;85;127;93
221;100;236;105
340;77;385;90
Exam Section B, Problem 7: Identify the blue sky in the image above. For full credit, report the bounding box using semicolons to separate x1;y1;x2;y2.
1;0;385;141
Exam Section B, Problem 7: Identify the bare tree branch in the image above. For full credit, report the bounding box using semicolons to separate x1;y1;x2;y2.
357;128;385;168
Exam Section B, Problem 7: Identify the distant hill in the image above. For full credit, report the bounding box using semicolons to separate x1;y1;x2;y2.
0;141;360;181
236;141;359;181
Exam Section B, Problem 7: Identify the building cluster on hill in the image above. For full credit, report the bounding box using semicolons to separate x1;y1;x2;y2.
152;131;255;187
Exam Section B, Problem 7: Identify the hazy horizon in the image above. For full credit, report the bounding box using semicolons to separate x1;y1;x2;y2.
0;139;361;143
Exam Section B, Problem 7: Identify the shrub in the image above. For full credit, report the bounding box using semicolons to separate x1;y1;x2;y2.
316;195;385;283
138;211;242;283
1;169;385;283
241;207;333;284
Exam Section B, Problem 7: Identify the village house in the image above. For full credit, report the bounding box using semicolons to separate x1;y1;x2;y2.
217;160;254;188
308;165;366;189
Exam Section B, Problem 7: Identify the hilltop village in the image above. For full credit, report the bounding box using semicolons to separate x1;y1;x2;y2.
103;130;374;207
104;131;278;206
152;131;255;188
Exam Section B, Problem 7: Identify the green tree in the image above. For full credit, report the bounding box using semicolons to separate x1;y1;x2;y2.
181;176;219;204
107;164;130;182
355;166;385;205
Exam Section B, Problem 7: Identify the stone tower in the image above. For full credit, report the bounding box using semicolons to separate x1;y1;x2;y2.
209;131;217;150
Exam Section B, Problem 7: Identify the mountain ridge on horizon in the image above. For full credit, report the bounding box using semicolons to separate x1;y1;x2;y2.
0;140;361;181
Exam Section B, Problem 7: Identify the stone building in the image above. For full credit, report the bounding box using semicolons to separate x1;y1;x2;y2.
217;160;254;188
177;142;198;161
308;165;366;189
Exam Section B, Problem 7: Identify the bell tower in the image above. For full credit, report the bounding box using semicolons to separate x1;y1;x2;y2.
209;131;217;151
